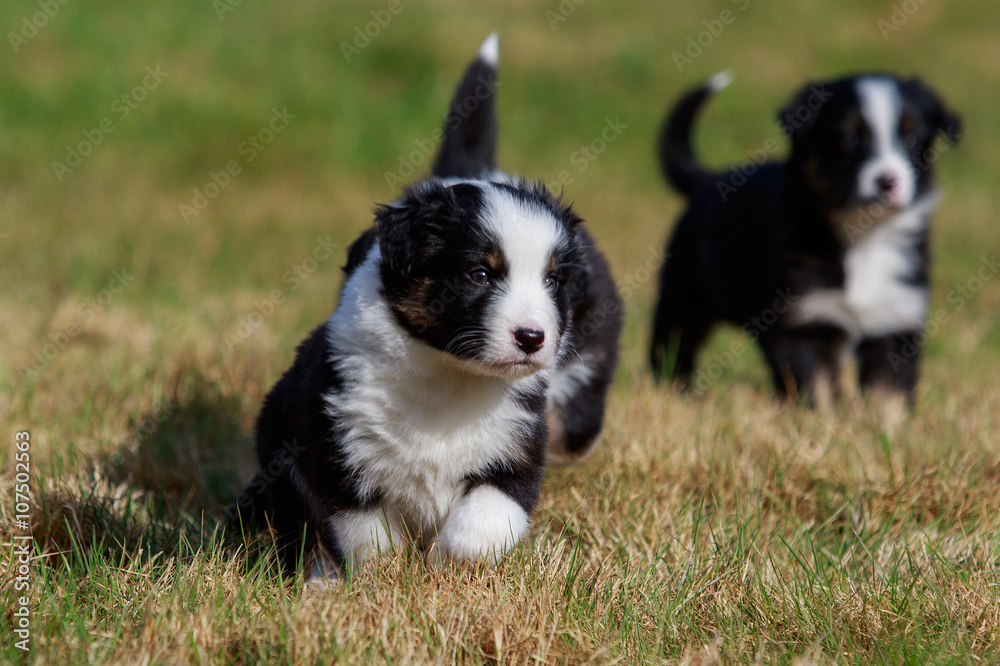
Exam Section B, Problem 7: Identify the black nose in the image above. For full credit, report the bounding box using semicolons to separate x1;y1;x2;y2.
513;328;545;354
876;173;897;193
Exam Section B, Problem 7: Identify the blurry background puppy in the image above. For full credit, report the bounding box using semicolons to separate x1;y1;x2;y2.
650;72;961;405
232;35;621;582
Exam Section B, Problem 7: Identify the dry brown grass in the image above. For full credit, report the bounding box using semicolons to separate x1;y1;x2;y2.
3;0;1000;662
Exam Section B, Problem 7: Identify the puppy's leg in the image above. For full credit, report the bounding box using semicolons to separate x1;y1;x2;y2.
252;464;315;578
306;506;406;588
330;506;406;566
762;326;845;406
856;332;920;400
857;333;919;431
546;380;607;464
673;320;712;389
651;314;711;387
651;262;688;381
432;485;531;567
546;352;616;464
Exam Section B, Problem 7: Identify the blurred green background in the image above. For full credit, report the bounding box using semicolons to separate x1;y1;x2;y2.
1;0;997;462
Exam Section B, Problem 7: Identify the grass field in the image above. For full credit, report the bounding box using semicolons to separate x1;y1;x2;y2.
2;0;999;662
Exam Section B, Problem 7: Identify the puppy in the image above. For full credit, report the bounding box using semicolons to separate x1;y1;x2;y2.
232;35;621;582
650;72;960;403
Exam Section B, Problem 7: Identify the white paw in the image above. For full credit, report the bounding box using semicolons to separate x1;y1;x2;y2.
433;485;529;567
303;552;341;591
329;506;406;568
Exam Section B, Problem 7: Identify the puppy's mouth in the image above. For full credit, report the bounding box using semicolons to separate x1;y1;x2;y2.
858;194;905;210
440;349;550;379
485;357;547;376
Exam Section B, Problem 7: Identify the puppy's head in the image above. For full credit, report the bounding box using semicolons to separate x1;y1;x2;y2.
375;179;581;379
780;74;961;211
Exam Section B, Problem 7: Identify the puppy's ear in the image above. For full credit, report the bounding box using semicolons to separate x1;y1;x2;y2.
342;227;378;276
376;182;481;277
777;81;827;142
375;200;445;279
908;76;962;144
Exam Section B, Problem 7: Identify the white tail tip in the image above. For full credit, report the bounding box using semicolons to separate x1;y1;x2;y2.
478;32;499;66
708;70;734;91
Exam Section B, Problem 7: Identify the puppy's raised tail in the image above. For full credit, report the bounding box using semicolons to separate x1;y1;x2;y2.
432;33;500;179
658;71;732;197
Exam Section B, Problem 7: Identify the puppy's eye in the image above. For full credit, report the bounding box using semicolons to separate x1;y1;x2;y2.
841;119;865;149
544;275;559;290
899;116;918;149
468;269;492;287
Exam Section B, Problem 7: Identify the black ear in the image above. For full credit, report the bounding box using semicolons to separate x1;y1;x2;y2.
376;182;478;278
777;81;827;142
375;200;443;279
909;77;962;144
342;227;378;276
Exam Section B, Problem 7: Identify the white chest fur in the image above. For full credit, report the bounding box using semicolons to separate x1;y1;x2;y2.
322;252;541;534
793;196;935;340
325;356;537;532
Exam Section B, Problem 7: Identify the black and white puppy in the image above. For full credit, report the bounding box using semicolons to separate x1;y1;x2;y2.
650;72;960;402
234;35;621;582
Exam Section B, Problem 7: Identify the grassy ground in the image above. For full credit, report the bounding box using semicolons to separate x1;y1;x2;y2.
2;0;999;663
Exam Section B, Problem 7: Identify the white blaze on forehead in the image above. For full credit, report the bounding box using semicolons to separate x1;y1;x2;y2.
482;187;565;285
856;77;916;206
479;185;566;366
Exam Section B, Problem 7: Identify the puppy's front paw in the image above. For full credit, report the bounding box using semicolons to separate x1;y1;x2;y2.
303;552;341;592
431;485;529;568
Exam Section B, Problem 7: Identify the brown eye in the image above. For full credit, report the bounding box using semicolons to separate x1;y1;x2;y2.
468;268;491;287
899;116;918;149
842;119;865;148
